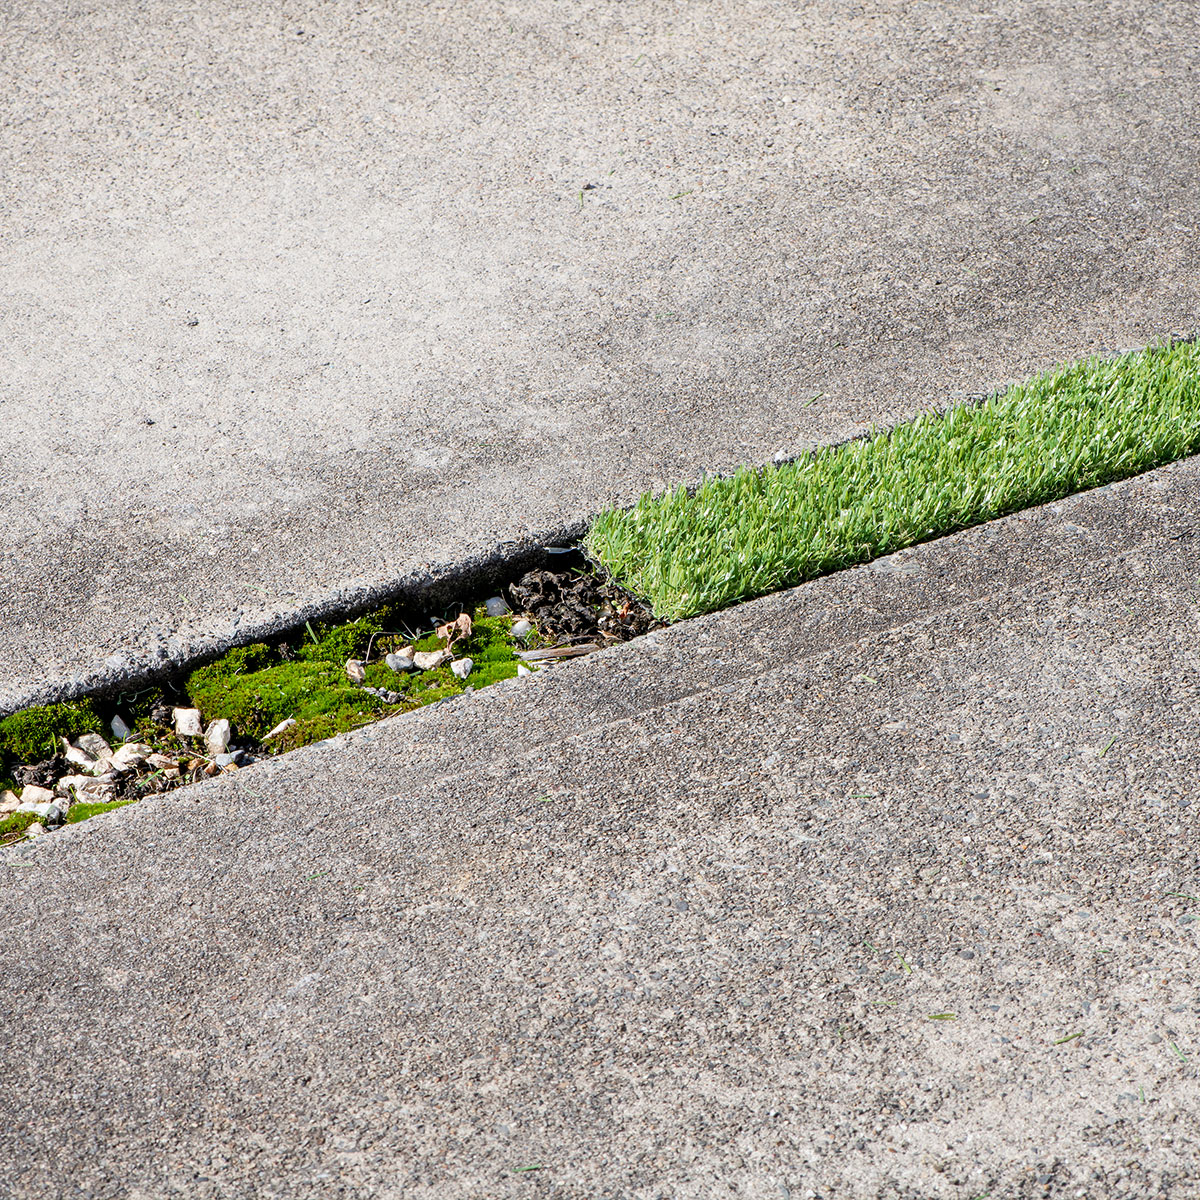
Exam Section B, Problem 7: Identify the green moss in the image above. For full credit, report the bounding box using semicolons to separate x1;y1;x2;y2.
66;799;136;824
0;701;102;772
188;652;388;746
297;611;394;665
186;606;524;755
0;811;40;842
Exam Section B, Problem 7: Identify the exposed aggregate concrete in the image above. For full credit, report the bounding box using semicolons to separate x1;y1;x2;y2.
3;459;1200;1197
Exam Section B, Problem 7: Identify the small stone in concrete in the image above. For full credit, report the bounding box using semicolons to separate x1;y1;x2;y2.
19;785;55;806
451;657;473;680
511;619;534;641
345;659;366;684
414;649;451;671
386;652;416;673
205;719;232;757
174;707;203;738
110;714;132;742
485;596;510;616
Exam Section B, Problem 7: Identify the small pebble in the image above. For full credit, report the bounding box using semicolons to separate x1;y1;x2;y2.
414;649;451;671
18;785;55;806
262;717;296;741
18;800;62;824
24;822;47;839
386;652;415;674
517;664;532;677
215;752;239;769
173;707;203;738
451;657;473;680
109;743;152;773
205;719;232;756
345;659;366;684
511;619;534;641
0;789;19;814
75;732;112;759
62;742;98;770
110;714;132;742
485;596;510;617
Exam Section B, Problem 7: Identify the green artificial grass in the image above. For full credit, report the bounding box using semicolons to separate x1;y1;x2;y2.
587;341;1200;619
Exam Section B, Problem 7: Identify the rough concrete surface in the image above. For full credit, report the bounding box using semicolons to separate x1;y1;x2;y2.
4;460;1200;1198
3;0;1200;708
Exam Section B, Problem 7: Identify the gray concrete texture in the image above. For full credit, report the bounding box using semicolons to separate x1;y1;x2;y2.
5;459;1200;1197
4;0;1200;709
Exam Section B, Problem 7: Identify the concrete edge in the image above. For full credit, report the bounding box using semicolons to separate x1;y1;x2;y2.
6;334;1194;720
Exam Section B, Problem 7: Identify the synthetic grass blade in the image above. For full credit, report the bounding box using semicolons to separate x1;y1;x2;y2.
587;341;1200;619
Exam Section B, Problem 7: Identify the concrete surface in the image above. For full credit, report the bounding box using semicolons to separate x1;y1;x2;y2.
4;0;1200;711
4;458;1200;1198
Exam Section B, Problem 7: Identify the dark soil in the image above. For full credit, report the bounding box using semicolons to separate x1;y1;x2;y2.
14;758;70;788
506;564;663;644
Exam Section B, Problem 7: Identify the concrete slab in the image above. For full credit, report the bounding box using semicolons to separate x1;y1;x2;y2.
4;0;1200;710
4;459;1200;1197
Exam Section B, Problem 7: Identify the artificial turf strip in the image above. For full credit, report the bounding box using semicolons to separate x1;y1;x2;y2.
586;341;1200;620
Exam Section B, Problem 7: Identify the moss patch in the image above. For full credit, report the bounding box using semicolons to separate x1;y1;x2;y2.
186;606;522;755
66;799;137;824
0;701;102;774
0;810;41;845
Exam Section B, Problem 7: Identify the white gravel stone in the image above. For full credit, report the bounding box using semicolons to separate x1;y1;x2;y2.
24;821;46;839
173;707;203;738
262;717;296;742
485;596;510;616
55;775;92;797
109;743;153;773
110;714;132;742
18;785;55;806
345;659;366;684
511;619;534;641
62;740;98;770
75;732;111;759
517;664;533;677
385;652;415;673
413;649;451;671
205;719;232;757
147;753;179;770
0;789;19;814
450;657;473;680
18;800;62;823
